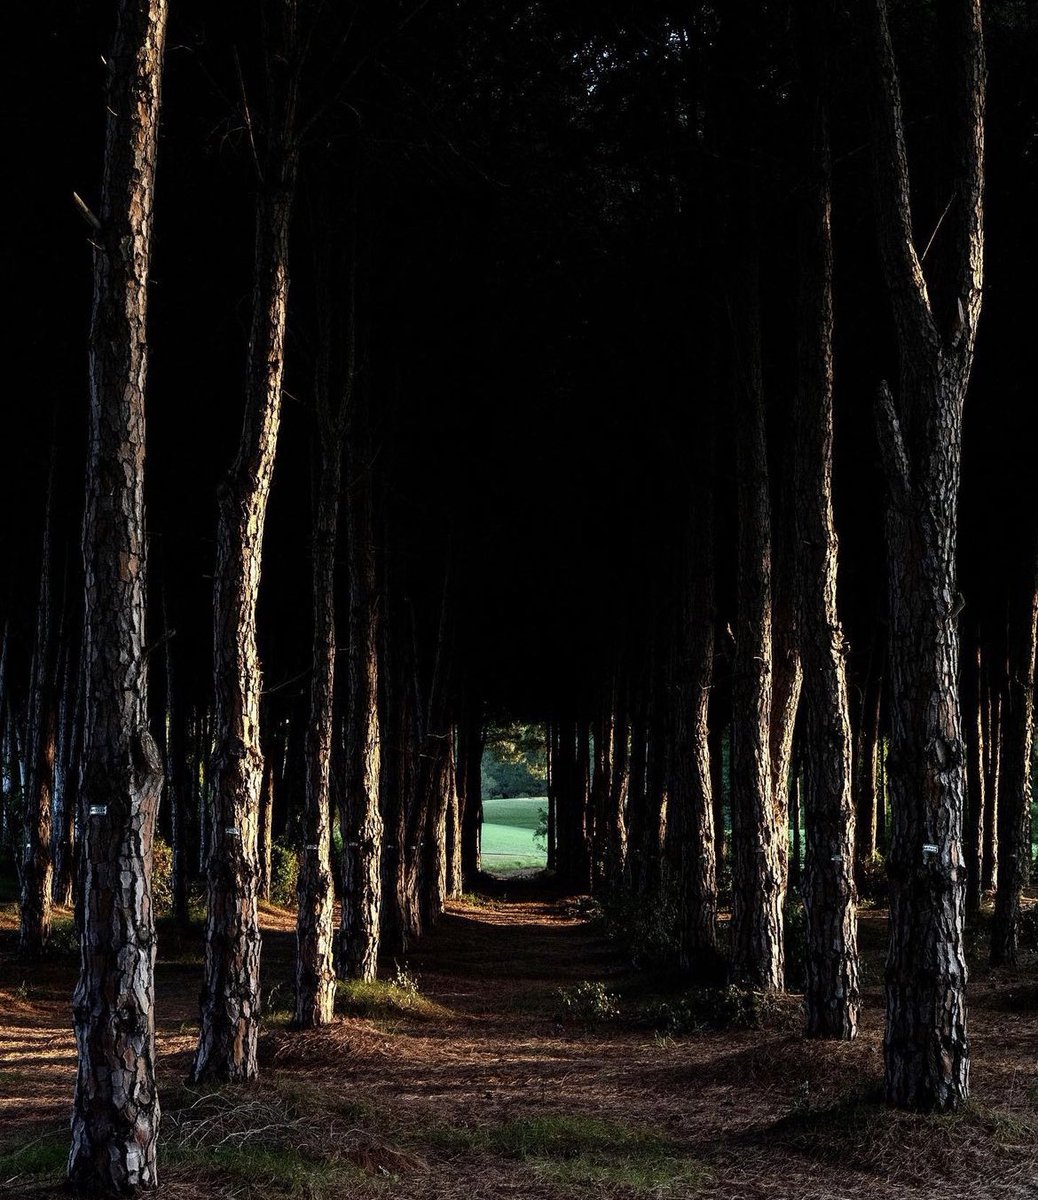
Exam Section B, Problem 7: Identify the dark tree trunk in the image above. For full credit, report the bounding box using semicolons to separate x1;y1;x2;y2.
962;640;986;916
193;3;299;1083
339;400;383;981
672;489;718;975
162;585;188;926
623;695;649;895
69;0;167;1189
258;756;274;902
52;634;80;909
981;669;1001;894
990;542;1038;965
854;669;883;882
708;713;727;885
20;462;57;955
792;9;860;1037
864;0;984;1111
729;248;784;992
295;418;340;1026
458;703;483;885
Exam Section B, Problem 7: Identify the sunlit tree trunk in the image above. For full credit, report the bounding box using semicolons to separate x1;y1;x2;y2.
793;6;859;1037
193;1;299;1083
864;0;984;1111
729;247;784;992
69;0;167;1188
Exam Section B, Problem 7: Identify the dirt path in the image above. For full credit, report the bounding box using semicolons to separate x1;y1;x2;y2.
2;890;1037;1198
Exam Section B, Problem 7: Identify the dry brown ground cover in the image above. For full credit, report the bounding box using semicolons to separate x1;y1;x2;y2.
1;883;1037;1199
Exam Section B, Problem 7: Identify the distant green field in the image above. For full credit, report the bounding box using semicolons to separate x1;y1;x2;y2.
482;796;547;873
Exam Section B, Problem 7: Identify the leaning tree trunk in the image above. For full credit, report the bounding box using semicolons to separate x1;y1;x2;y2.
729;247;784;992
20;460;57;955
990;540;1038;966
865;0;984;1112
792;8;860;1038
69;0;167;1190
193;12;299;1081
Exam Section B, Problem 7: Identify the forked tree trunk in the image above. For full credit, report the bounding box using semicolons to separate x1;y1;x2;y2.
865;0;984;1111
729;248;784;992
20;462;57;955
193;4;299;1082
990;542;1038;966
792;8;859;1037
69;0;167;1189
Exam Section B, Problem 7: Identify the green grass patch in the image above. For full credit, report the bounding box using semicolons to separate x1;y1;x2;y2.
336;977;451;1021
166;1143;366;1197
481;797;547;872
427;1114;706;1194
0;1129;68;1182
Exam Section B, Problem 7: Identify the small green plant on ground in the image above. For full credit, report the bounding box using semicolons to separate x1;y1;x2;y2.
554;980;622;1025
337;965;450;1021
427;1114;707;1194
640;985;784;1034
269;841;299;908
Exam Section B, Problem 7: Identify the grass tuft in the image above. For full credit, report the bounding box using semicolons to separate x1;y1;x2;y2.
426;1113;706;1194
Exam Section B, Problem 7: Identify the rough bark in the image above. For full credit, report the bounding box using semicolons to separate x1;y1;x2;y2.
990;542;1038;965
792;11;860;1037
339;404;383;981
854;669;883;881
69;0;167;1188
729;248;784;992
193;3;299;1082
865;0;984;1111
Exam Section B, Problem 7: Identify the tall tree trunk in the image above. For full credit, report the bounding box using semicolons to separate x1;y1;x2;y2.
990;541;1038;965
339;404;383;981
673;488;718;975
962;639;986;915
458;703;483;886
792;8;859;1037
258;756;274;901
20;460;57;954
864;0;984;1111
162;584;188;926
854;669;883;882
981;668;1001;893
193;4;299;1082
52;633;80;909
69;0;167;1188
295;425;341;1026
729;248;784;992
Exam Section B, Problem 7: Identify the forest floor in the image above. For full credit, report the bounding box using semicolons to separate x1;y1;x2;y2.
1;883;1037;1199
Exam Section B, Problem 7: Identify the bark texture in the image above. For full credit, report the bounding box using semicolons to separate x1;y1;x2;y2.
865;0;984;1111
792;10;860;1037
194;4;299;1081
69;0;167;1189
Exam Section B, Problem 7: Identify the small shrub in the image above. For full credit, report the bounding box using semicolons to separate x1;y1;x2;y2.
784;899;807;991
554;980;621;1025
641;985;781;1034
857;851;889;906
269;841;299;908
152;837;173;914
602;870;680;970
